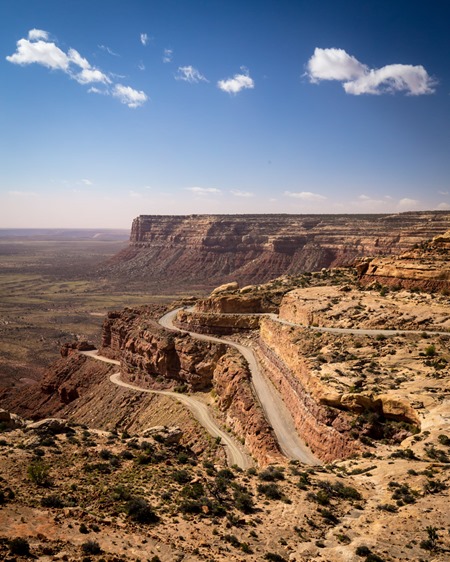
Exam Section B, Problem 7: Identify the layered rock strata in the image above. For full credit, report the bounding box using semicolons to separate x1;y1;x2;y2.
256;318;360;461
104;211;450;288
256;317;420;461
101;306;282;465
358;229;450;293
176;309;261;335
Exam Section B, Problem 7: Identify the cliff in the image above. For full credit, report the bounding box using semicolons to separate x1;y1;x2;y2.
103;211;450;289
358;229;450;293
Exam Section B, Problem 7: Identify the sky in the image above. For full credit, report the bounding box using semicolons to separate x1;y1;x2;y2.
1;0;449;228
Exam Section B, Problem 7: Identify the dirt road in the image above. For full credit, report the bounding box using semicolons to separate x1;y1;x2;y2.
80;350;253;469
159;309;320;464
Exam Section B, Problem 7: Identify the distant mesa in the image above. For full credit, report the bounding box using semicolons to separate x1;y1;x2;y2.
102;211;450;290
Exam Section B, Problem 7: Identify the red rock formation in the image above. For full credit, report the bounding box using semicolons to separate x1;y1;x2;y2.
359;229;450;293
103;212;450;289
100;306;282;463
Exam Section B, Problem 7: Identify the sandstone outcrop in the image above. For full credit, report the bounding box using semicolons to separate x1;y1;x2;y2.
100;305;282;465
103;211;450;289
176;309;261;335
359;228;450;293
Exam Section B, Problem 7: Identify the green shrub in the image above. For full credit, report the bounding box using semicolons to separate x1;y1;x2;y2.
9;537;30;555
257;483;282;500
81;539;102;554
126;497;159;524
41;494;64;508
258;466;285;482
264;553;287;562
233;489;254;513
27;460;51;486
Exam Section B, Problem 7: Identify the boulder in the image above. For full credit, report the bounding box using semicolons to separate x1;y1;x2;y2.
141;426;183;445
211;281;239;295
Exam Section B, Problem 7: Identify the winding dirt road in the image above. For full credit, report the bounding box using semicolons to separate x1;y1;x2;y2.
159;309;320;464
80;350;253;469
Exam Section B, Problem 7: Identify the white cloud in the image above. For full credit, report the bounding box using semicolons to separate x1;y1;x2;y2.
398;197;420;208
163;48;173;63
112;84;148;108
28;29;49;41
138;61;145;71
140;33;149;46
218;69;254;94
306;47;435;96
344;64;435;96
68;48;90;69
358;194;371;200
284;191;326;201
7;30;147;108
438;190;448;196
437;202;450;210
75;67;111;85
306;48;367;83
129;190;142;198
98;44;120;57
175;65;208;83
88;86;106;95
81;179;93;186
6;37;70;70
186;187;221;195
231;190;254;198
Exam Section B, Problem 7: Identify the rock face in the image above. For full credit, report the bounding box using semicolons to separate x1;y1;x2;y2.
358;229;450;293
101;306;282;465
256;318;360;462
104;212;450;289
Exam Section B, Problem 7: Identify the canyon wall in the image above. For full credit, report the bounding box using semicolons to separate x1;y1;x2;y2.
358;229;450;293
100;306;282;465
103;211;450;289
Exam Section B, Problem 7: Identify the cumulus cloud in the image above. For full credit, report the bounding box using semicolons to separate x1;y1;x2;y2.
218;68;254;94
112;84;148;108
163;48;173;63
28;29;49;41
140;33;149;46
306;48;367;83
186;187;221;195
175;65;208;83
306;47;435;95
284;191;326;201
344;64;435;95
398;197;420;208
231;190;254;198
437;202;450;210
7;30;147;108
6;37;70;70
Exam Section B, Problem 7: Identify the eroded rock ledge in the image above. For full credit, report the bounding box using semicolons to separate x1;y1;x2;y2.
103;211;450;289
100;306;283;466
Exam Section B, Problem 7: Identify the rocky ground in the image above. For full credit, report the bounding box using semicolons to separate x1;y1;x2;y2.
2;230;450;560
1;415;449;561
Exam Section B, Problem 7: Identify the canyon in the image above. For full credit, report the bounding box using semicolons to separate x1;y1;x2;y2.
1;220;450;561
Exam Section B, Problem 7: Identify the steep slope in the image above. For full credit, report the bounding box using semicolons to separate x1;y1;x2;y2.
102;211;450;289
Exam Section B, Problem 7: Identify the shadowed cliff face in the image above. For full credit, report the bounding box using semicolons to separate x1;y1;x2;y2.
102;212;450;290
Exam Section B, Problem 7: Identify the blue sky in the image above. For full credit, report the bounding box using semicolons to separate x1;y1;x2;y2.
1;0;449;228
